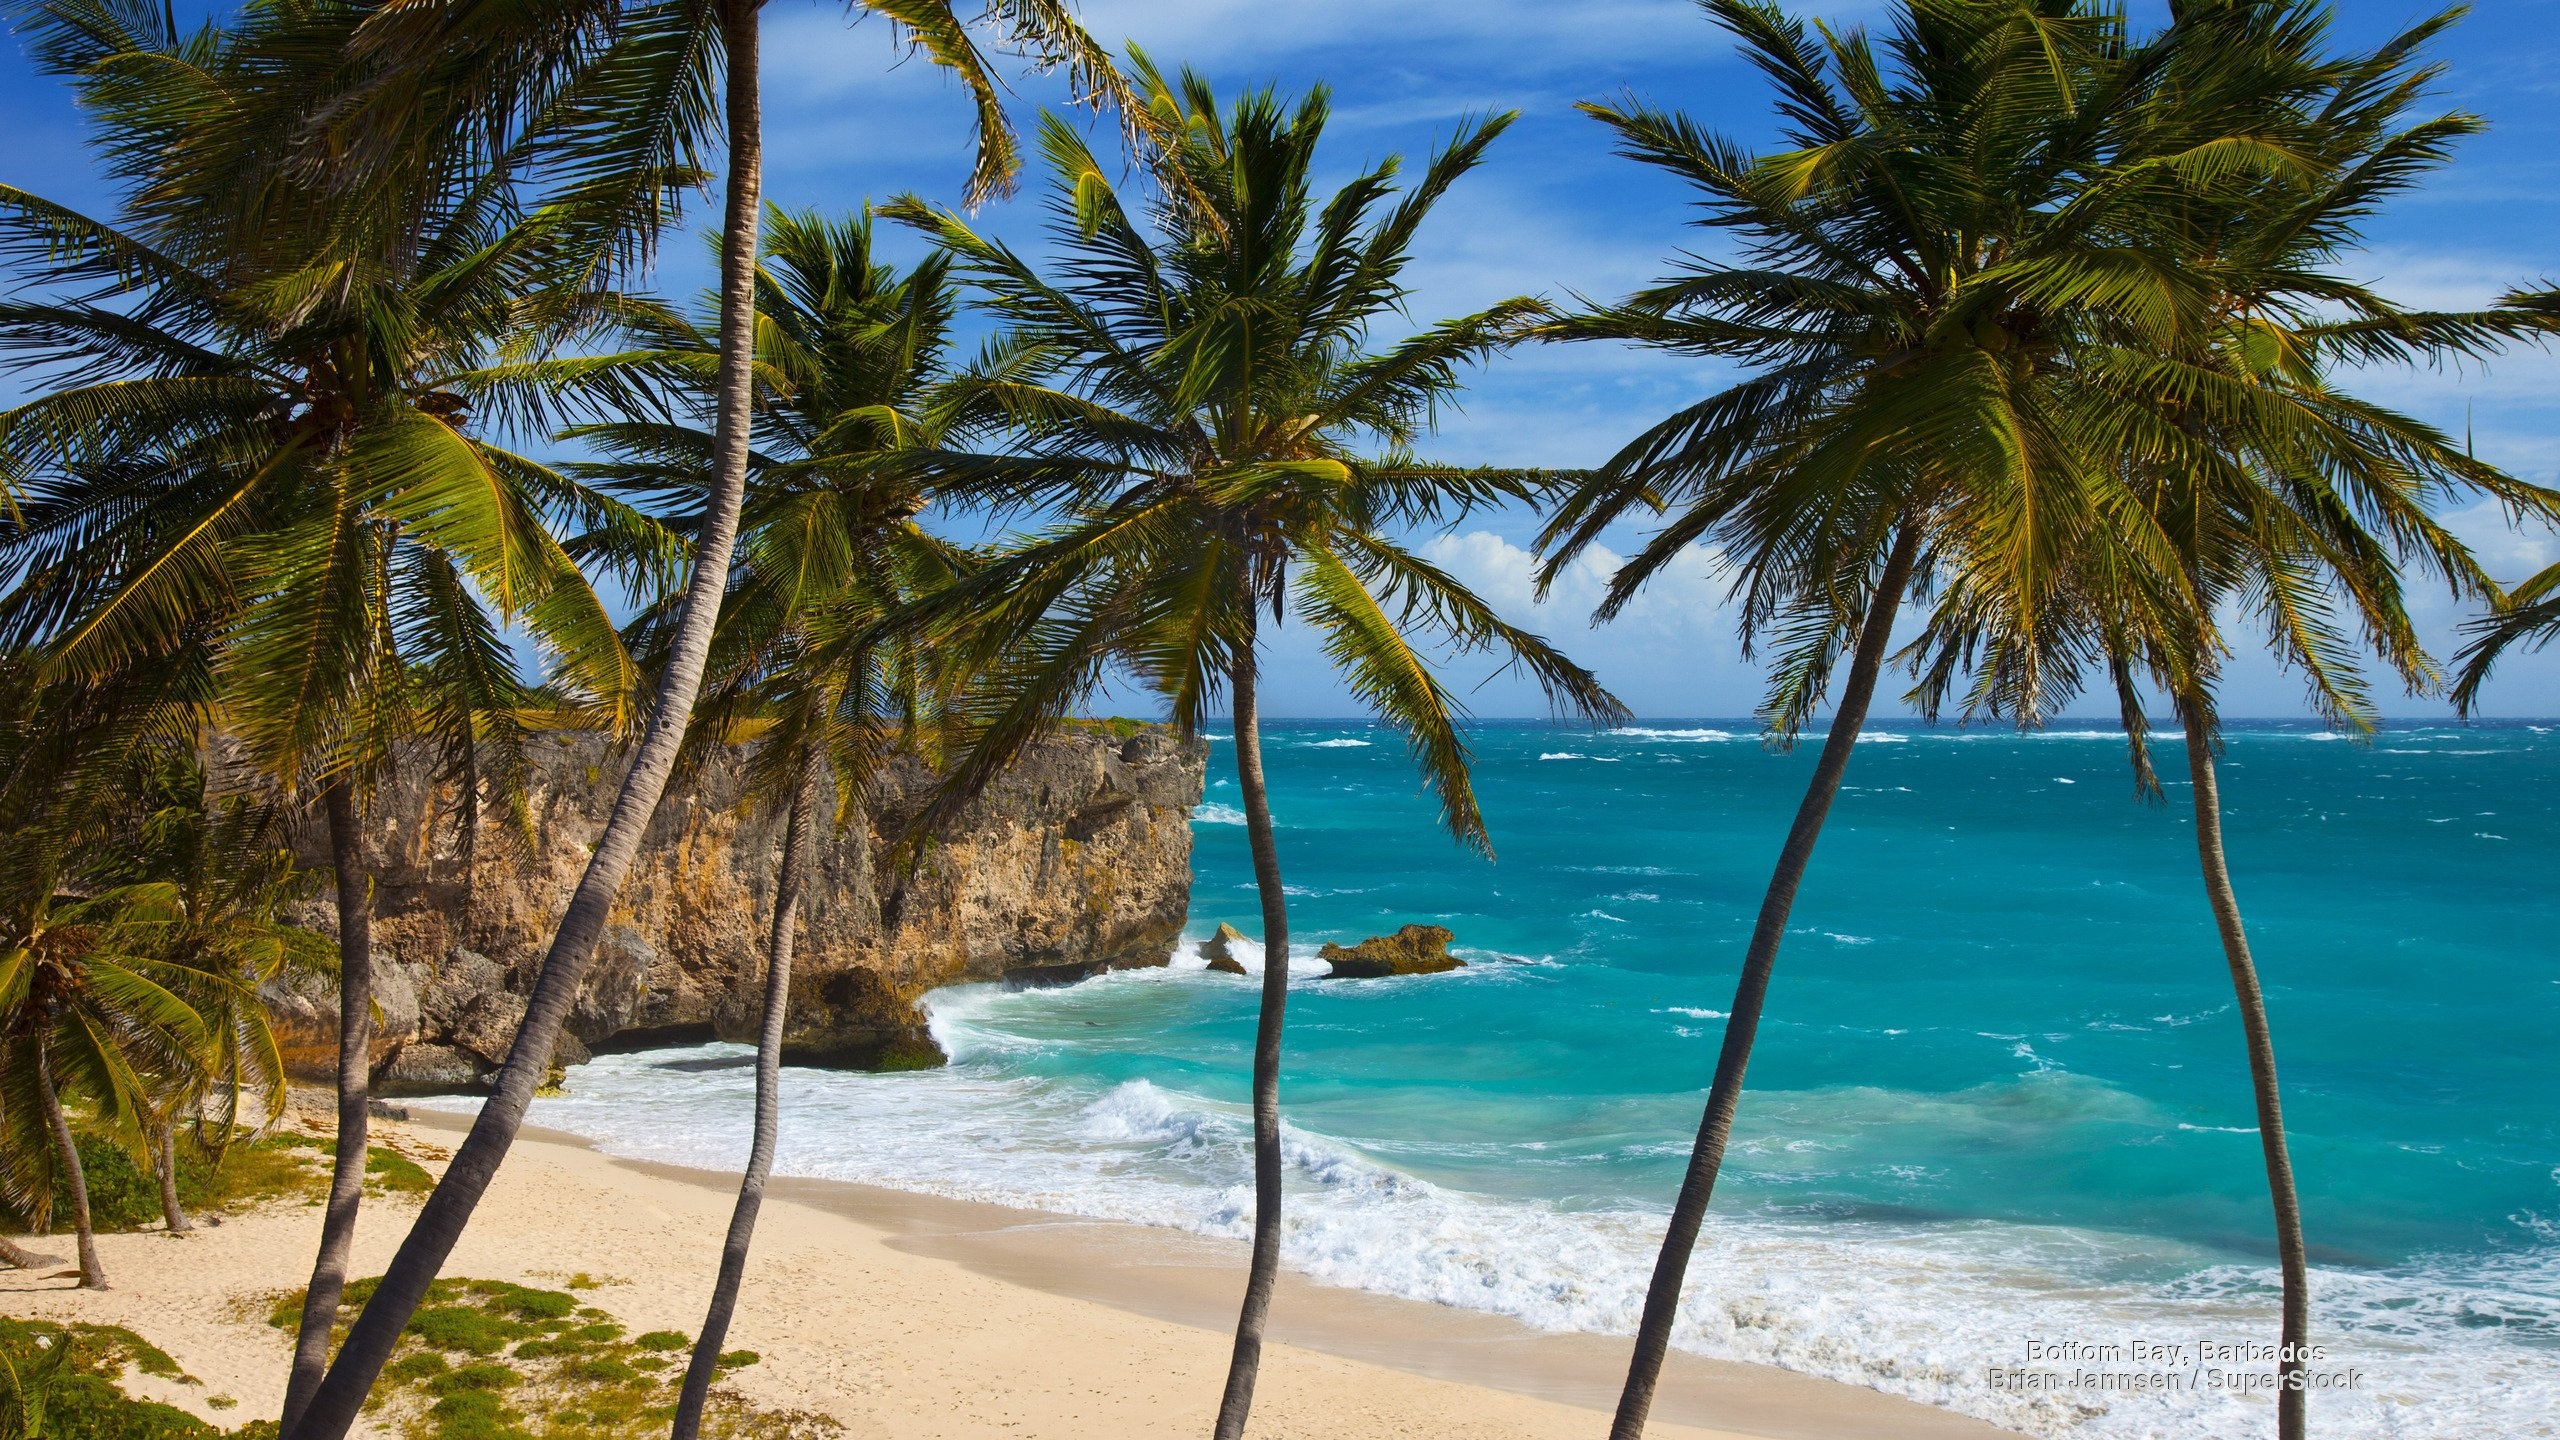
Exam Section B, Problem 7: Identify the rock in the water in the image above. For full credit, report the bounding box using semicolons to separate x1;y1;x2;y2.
1004;957;1111;989
1201;922;1252;975
1319;924;1464;979
780;965;941;1071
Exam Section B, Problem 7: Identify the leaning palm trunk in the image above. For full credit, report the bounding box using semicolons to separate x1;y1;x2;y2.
1610;525;1920;1439
282;8;768;1437
671;742;822;1440
282;778;375;1431
1213;648;1293;1440
155;1117;192;1233
0;1235;58;1269
33;1015;105;1289
2178;702;2310;1440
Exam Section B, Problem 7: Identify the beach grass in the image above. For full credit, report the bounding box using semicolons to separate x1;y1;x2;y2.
3;1129;453;1239
263;1276;822;1440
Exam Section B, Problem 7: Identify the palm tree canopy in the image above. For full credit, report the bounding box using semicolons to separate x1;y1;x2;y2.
0;859;221;1231
1970;3;2560;742
570;205;980;807
0;0;665;812
314;0;1207;288
894;56;1627;849
1536;1;2272;730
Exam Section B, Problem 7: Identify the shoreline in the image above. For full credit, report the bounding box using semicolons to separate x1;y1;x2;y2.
3;1102;2019;1439
407;1108;2017;1440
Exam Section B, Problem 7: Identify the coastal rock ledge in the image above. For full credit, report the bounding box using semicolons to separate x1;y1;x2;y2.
244;727;1205;1091
1319;925;1465;978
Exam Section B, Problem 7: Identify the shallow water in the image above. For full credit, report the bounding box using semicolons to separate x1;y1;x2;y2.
445;719;2560;1438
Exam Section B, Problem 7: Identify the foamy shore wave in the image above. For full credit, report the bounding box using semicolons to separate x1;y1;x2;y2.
415;998;2558;1440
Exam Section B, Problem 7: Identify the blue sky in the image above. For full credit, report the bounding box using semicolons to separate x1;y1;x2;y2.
6;0;2559;721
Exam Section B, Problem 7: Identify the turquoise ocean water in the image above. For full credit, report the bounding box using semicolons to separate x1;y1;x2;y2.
451;720;2559;1438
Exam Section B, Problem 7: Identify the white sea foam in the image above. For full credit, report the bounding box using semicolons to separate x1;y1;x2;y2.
1308;738;1372;748
1192;802;1247;825
419;1042;2560;1440
1157;932;1326;978
1538;752;1585;761
1612;727;1740;742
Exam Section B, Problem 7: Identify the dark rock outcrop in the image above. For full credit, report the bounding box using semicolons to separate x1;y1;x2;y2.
1318;924;1464;979
244;727;1204;1091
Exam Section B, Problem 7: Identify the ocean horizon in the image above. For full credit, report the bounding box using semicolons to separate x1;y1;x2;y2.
425;717;2559;1439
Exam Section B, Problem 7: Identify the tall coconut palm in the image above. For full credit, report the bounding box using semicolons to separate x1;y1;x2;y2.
895;63;1626;1436
281;11;1167;1436
564;206;976;1439
1527;4;2305;1432
1997;9;2560;1431
0;2;654;1421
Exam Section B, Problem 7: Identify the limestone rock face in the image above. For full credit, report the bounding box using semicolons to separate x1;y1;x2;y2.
241;727;1204;1092
1318;924;1464;979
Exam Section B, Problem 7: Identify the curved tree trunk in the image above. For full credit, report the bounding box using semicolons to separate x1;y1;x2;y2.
1212;644;1291;1440
0;1235;59;1270
671;741;823;1440
34;1017;105;1289
1609;524;1921;1439
2178;702;2309;1440
282;8;766;1435
282;777;374;1432
155;1117;192;1233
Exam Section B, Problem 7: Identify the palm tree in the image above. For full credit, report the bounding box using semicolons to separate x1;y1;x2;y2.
0;663;198;1265
0;850;229;1291
92;749;329;1229
2005;10;2560;1431
0;2;653;1420
281;11;1171;1436
895;62;1625;1436
1528;4;2306;1431
564;206;975;1439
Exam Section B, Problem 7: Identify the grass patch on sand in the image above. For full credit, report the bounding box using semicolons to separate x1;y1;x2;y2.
2;1129;442;1239
3;1132;329;1236
269;1276;822;1440
0;1314;226;1440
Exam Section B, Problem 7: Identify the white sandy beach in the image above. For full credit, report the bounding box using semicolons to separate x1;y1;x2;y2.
1;1102;2016;1440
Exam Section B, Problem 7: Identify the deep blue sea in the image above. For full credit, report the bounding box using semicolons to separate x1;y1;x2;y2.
449;719;2560;1438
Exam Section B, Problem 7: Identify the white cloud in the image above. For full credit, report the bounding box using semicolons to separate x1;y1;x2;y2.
1068;0;1749;72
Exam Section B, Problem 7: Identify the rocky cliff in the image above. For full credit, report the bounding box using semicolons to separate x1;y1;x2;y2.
249;727;1205;1092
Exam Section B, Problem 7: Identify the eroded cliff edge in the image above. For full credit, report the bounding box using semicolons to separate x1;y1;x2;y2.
252;727;1205;1091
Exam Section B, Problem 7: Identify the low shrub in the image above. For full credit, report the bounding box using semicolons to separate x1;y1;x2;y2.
407;1308;517;1357
0;1316;218;1440
3;1130;332;1236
